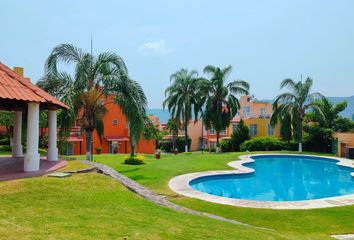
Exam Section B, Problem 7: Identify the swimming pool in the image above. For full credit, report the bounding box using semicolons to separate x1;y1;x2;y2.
168;153;354;209
190;155;354;201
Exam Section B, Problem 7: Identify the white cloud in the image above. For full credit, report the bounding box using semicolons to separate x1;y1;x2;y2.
137;39;171;55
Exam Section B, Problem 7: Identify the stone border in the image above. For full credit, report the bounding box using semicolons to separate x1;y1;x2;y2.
168;154;354;209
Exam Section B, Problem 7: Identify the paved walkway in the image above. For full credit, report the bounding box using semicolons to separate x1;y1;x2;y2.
81;160;268;230
0;156;66;181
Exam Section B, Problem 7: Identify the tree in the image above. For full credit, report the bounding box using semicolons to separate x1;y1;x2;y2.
163;69;203;152
0;111;14;140
230;119;250;151
201;65;249;152
166;118;180;151
271;77;323;152
38;44;146;159
306;98;354;132
143;116;160;150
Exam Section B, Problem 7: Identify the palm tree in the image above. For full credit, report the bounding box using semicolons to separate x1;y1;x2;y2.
38;44;146;160
201;65;249;152
163;69;203;152
166;118;180;151
271;77;323;152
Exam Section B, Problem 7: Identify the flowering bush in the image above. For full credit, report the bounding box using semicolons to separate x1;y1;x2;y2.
124;155;145;165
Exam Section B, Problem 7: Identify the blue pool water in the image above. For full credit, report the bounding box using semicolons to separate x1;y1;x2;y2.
190;155;354;201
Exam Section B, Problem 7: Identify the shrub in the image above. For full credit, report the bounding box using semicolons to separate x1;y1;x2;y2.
230;119;250;151
159;137;191;152
39;134;48;148
303;124;332;153
240;137;287;151
219;139;233;152
160;140;172;152
0;138;10;145
124;155;145;165
175;137;191;152
0;145;12;152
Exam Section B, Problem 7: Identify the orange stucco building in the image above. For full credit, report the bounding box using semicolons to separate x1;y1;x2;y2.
66;96;156;155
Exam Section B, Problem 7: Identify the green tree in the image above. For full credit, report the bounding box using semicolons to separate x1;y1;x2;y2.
201;65;249;152
143;116;160;149
271;77;323;152
166;118;180;151
38;44;146;159
163;69;203;152
0;111;14;139
230;119;250;151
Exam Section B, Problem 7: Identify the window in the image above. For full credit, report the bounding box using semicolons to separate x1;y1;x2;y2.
243;106;251;117
232;123;238;133
268;124;274;136
260;108;266;117
113;119;118;125
209;127;215;135
249;124;258;136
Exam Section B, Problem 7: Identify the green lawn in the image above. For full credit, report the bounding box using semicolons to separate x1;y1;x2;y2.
74;152;354;240
0;161;290;240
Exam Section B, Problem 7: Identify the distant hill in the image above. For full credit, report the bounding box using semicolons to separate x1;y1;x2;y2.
147;96;354;123
327;96;354;119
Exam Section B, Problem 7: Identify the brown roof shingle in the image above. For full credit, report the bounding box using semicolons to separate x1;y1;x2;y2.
0;62;68;109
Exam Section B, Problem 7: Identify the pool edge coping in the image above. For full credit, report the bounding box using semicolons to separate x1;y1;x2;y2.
168;153;354;209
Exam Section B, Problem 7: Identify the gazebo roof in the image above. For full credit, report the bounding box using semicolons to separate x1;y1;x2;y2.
0;62;68;110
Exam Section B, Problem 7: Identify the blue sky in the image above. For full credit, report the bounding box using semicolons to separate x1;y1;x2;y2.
1;0;354;108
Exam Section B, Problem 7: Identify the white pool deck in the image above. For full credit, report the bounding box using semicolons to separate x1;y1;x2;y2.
168;154;354;209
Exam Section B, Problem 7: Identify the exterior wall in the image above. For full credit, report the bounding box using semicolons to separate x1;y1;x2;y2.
332;132;354;157
70;96;155;155
238;96;273;118
187;120;206;151
242;118;280;138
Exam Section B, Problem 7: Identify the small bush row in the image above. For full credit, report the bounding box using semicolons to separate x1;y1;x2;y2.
240;137;297;151
124;155;145;165
159;137;191;153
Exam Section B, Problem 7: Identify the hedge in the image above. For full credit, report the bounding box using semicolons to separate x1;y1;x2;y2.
160;137;191;152
240;137;297;151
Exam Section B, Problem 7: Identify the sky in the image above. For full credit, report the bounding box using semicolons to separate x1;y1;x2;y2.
1;0;354;108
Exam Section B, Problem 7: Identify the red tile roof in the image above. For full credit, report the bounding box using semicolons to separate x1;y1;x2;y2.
0;62;68;109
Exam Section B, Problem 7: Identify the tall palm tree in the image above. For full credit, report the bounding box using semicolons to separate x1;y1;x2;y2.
166;118;180;151
271;77;323;152
201;65;249;152
38;44;146;160
163;69;203;152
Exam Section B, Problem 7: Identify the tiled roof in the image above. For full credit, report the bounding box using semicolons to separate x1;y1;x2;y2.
0;62;68;109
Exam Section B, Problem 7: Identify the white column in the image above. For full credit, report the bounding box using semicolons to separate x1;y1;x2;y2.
47;110;58;161
24;103;40;172
12;111;23;157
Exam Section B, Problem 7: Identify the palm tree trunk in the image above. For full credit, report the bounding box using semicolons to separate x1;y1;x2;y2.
216;131;220;153
85;129;93;161
130;137;136;157
184;121;188;152
172;135;176;151
298;116;303;152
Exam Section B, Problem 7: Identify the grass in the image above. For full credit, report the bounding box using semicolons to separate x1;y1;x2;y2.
0;160;290;240
74;152;354;240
